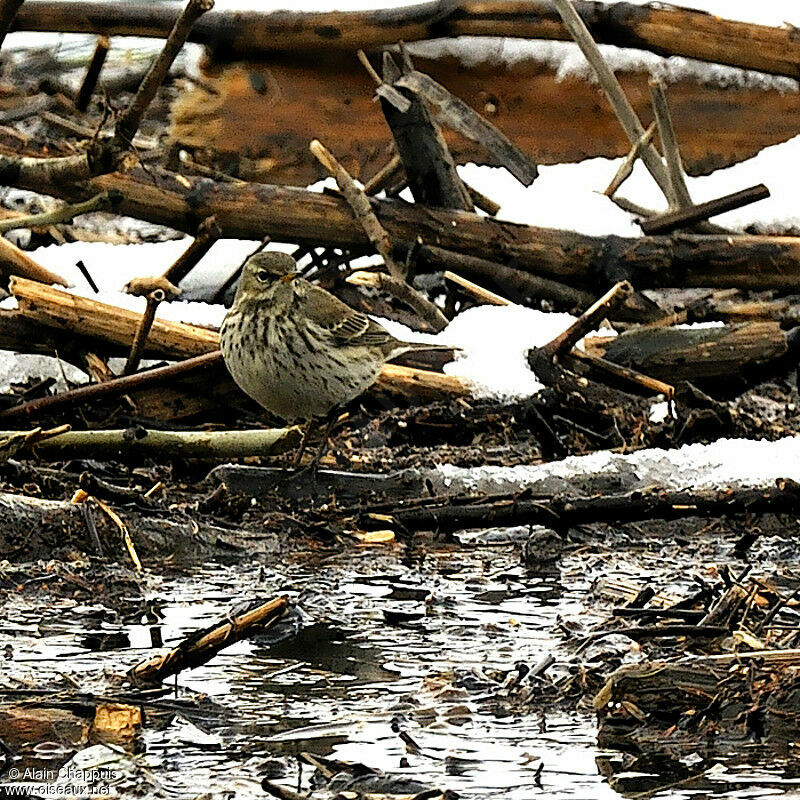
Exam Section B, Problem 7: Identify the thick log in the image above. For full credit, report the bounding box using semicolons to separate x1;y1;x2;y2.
171;56;800;186
12;168;800;293
12;1;800;78
9;276;220;359
584;321;789;382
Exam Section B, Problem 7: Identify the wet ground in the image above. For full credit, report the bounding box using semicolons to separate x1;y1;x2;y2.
3;517;800;799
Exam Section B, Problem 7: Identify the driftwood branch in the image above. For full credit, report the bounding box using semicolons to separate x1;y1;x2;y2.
0;426;302;460
550;0;674;205
346;270;448;332
379;54;473;213
0;351;224;420
310;138;406;279
129;597;289;685
540;280;632;360
649;78;691;210
640;184;770;235
391;480;800;534
75;35;110;111
603;122;655;198
9;276;219;359
0;236;68;286
7;167;800;293
0;190;121;233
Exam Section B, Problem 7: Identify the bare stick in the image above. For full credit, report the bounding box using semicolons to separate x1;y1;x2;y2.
346;270;448;332
0;351;224;421
604;122;655;197
363;152;403;195
129;596;289;684
162;215;220;284
551;0;674;204
75;34;110;112
0;0;24;51
310;138;404;278
569;349;674;398
649;78;692;209
0;190;121;233
640;184;770;235
123;290;163;375
540;280;633;360
115;0;214;148
6;427;300;460
443;270;511;307
464;182;501;215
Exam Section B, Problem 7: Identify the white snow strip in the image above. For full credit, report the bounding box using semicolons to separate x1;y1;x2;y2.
435;436;800;495
458;132;800;235
410;37;798;93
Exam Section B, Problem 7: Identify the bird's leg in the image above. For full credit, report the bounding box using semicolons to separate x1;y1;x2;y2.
292;419;314;468
308;409;340;474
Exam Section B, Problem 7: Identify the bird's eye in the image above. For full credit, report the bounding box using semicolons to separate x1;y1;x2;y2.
256;270;270;282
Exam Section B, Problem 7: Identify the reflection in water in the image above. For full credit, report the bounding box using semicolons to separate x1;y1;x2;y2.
0;541;796;798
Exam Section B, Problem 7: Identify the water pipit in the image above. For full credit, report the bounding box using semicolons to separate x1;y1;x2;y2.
220;251;453;464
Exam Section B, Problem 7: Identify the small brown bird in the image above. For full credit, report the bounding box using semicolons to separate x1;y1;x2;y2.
220;251;451;428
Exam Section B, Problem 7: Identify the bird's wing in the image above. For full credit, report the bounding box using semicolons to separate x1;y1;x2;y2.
301;284;397;349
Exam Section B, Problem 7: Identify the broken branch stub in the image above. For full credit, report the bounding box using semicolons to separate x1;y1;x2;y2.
395;69;538;187
310;138;405;278
115;0;214;147
379;53;473;212
540;280;633;360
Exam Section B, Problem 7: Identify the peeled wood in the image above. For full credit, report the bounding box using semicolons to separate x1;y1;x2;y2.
9;276;219;359
13;1;800;79
17;167;800;293
0;426;302;460
0;236;68;287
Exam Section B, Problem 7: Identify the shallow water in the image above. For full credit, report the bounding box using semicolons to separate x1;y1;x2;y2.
3;534;800;799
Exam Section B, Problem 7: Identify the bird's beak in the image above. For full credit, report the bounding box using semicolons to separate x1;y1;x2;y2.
280;273;297;283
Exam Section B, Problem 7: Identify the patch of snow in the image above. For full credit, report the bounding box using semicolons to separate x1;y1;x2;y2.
379;304;613;402
458;132;800;236
648;399;672;424
434;436;800;495
0;353;85;394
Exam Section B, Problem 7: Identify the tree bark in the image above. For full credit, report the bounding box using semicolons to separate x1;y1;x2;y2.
12;167;800;293
12;1;800;78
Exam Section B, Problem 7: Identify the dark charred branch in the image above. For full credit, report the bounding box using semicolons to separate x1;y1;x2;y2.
640;184;771;235
379;53;473;212
391;480;800;534
7;166;800;293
